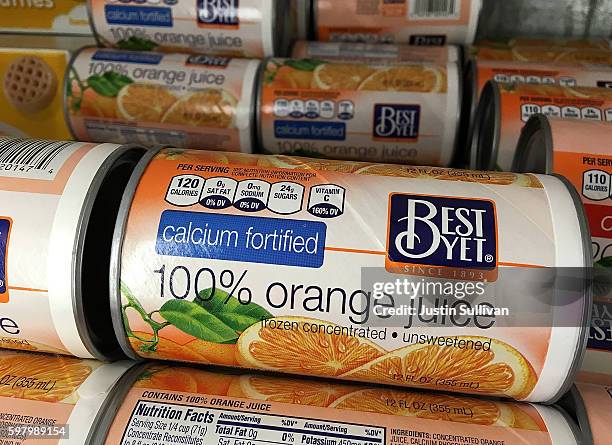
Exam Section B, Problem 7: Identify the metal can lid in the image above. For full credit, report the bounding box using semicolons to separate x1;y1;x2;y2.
469;80;501;170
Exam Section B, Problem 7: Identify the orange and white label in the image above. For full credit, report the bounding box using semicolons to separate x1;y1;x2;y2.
88;0;275;58
472;46;612;66
67;48;259;152
258;59;459;166
104;365;561;445
0;139;97;355
315;0;481;45
116;149;587;402
473;60;612;100
495;84;612;171
546;119;612;377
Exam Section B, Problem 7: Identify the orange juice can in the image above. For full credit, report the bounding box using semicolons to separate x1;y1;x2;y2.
0;137;144;359
257;58;461;165
563;382;612;445
65;47;260;152
110;148;591;402
470;46;612;65
291;41;461;64
513;115;612;380
476;38;611;50
96;364;583;444
313;0;482;45
87;0;293;58
0;350;135;444
470;81;612;171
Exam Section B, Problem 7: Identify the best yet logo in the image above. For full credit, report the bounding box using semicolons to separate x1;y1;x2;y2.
386;194;498;281
197;0;240;28
373;104;420;141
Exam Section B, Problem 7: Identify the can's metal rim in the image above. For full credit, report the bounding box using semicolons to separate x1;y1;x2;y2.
448;60;463;167
469;80;500;170
109;147;162;361
85;0;104;47
246;60;262;153
546;172;594;404
512;114;554;173
255;58;267;154
86;363;148;444
563;385;594;444
63;45;93;140
311;0;319;40
74;143;146;361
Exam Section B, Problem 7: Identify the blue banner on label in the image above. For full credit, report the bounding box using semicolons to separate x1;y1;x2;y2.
589;299;612;351
93;50;163;65
0;218;10;298
105;5;173;27
156;211;326;268
274;121;346;141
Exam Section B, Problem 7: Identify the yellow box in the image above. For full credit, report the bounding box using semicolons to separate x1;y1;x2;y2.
0;0;90;35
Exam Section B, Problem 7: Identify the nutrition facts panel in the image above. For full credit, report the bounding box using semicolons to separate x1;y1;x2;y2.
120;400;386;445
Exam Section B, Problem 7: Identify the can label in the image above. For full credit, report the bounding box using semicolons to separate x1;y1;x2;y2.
259;59;458;166
494;84;612;171
0;350;98;443
0;139;96;354
0;48;72;141
104;365;555;445
472;46;612;66
67;48;258;152
477;38;611;50
474;60;612;100
0;0;90;35
315;0;480;45
116;149;581;401
545;120;612;375
291;41;458;64
89;0;272;58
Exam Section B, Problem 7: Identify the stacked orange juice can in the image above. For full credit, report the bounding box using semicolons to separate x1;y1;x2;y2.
0;1;611;444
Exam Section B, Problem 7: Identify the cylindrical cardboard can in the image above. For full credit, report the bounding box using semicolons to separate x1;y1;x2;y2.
291;41;461;64
313;0;482;45
65;47;260;152
513;115;612;380
0;137;144;359
470;81;612;171
95;364;583;444
476;38;612;50
0;349;136;444
87;0;291;58
469;46;612;65
110;148;590;402
561;382;612;445
257;58;461;166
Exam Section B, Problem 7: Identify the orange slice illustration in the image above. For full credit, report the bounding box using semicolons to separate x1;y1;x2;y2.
313;63;376;90
359;66;446;93
117;83;177;122
161;89;237;128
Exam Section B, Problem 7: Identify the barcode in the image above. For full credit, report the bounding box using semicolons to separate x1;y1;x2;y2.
410;0;460;18
0;138;81;180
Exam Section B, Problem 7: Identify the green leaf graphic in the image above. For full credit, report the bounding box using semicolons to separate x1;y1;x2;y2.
159;299;239;344
285;59;325;72
87;72;133;97
196;288;272;333
117;36;158;51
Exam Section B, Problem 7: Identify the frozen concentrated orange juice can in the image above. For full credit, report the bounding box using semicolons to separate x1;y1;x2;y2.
0;350;135;444
514;116;612;380
87;0;292;58
65;47;260;151
291;40;461;64
470;46;612;66
564;383;612;445
476;38;611;50
111;148;591;402
96;364;583;444
257;58;460;165
313;0;482;45
470;82;612;171
0;137;144;359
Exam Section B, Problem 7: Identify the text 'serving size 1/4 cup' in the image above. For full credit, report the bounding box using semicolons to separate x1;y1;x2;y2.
313;0;482;45
514;116;612;379
0;350;135;445
257;59;460;166
564;383;612;445
97;365;582;445
87;0;290;58
291;41;461;64
470;82;612;171
111;149;590;403
66;48;260;152
0;138;144;359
